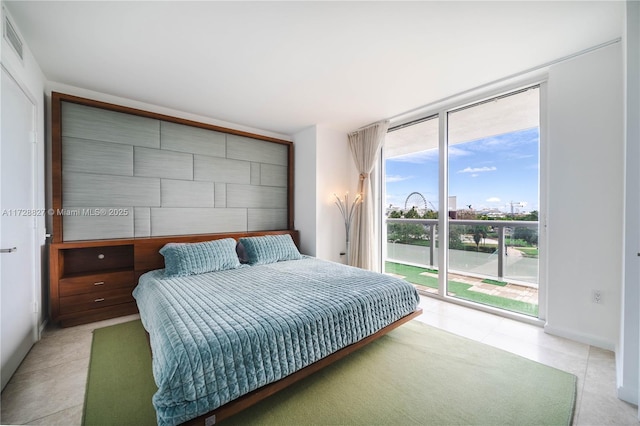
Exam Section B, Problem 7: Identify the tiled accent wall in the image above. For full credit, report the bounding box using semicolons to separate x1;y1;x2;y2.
61;102;289;241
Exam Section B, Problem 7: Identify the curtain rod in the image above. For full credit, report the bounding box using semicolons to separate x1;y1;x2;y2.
352;119;390;133
364;37;621;129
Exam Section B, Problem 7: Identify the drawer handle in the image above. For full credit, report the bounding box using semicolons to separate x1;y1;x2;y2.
94;298;105;303
98;254;105;260
93;281;105;286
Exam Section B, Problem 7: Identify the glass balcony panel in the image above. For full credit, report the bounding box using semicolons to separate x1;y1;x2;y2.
385;220;439;294
503;225;539;285
445;221;538;316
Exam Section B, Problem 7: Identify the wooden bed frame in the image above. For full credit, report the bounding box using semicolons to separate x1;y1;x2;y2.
132;230;422;425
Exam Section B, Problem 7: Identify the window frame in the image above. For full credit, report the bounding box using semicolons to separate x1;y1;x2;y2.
380;75;548;324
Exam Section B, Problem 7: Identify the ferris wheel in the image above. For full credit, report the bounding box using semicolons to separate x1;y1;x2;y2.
404;192;428;212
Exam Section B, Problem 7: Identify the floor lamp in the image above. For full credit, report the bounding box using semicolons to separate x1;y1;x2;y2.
333;192;362;266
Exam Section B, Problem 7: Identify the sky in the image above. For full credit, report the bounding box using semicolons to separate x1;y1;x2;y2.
385;127;539;214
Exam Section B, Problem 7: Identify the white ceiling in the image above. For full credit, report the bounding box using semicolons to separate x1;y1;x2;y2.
4;1;624;136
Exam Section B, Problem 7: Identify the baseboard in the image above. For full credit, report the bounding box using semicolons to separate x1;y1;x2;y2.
38;318;48;339
543;323;615;351
617;384;639;406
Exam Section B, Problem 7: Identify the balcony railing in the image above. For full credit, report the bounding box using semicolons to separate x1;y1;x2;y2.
386;218;539;285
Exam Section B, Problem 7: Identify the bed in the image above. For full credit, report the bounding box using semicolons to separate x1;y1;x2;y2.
133;233;421;426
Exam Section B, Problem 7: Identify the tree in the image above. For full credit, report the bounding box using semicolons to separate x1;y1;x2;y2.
449;227;464;250
388;222;426;244
514;227;538;246
423;209;438;219
471;226;488;251
404;207;420;218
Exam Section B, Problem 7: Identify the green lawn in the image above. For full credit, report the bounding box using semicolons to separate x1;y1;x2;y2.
516;247;539;258
385;262;539;317
481;278;508;287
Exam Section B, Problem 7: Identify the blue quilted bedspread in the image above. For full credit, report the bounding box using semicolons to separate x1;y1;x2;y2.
133;257;420;426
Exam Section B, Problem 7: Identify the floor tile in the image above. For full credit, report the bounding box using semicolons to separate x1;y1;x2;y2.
1;356;88;424
14;331;92;375
577;387;639;425
481;330;589;380
29;404;83;426
415;308;494;342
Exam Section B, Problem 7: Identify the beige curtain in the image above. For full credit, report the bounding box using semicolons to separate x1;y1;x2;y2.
347;120;389;270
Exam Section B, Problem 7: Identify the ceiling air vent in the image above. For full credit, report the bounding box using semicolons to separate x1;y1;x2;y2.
3;14;23;61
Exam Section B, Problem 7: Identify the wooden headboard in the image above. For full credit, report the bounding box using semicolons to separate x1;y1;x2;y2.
50;92;294;243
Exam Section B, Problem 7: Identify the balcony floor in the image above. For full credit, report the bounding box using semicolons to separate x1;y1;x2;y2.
420;270;538;305
387;266;539;316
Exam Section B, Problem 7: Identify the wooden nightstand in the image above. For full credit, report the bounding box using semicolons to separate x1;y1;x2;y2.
50;241;138;327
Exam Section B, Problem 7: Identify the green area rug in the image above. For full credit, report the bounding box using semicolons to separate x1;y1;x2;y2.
83;320;157;426
84;319;576;426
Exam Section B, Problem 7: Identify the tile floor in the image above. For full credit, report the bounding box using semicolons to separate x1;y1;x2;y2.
1;296;639;425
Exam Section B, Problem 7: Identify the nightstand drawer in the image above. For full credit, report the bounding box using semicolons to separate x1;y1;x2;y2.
63;245;134;275
59;287;135;315
59;270;135;297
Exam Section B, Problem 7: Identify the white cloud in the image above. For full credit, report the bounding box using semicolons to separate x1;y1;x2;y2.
486;197;501;203
448;146;473;158
386;174;413;183
458;166;497;173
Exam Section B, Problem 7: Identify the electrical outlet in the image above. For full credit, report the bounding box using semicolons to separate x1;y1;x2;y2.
592;290;603;304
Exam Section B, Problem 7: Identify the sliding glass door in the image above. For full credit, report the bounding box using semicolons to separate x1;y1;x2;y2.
383;85;541;318
446;87;540;316
383;116;440;294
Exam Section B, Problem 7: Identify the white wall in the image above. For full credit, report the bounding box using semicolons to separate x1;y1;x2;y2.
1;4;47;329
545;43;624;350
293;125;355;262
617;0;640;408
316;126;354;263
293;126;318;256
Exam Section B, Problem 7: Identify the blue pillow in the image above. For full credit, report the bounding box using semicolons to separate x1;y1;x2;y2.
236;241;249;264
239;234;302;265
159;238;241;277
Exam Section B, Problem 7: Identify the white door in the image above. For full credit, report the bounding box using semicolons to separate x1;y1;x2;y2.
1;66;37;390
